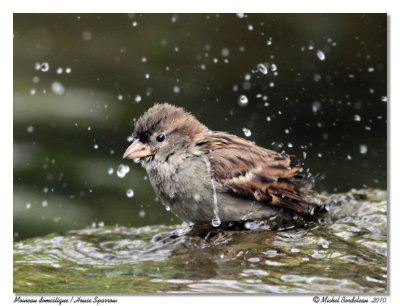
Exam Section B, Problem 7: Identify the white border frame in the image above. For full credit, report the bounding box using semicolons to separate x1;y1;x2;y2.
3;1;398;305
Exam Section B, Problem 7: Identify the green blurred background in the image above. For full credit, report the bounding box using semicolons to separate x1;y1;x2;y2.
13;13;387;240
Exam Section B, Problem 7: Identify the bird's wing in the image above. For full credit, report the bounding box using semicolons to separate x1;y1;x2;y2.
197;131;321;216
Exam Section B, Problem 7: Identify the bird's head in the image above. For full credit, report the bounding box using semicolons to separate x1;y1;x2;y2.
123;103;208;162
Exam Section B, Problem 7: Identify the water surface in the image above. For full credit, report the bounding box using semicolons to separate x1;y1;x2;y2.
14;189;387;293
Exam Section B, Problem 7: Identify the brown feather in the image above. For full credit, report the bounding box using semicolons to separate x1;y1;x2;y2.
198;132;321;216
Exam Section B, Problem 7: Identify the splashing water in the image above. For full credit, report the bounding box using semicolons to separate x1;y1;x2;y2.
211;217;221;227
238;95;248;107
359;144;368;154
257;63;268;75
35;62;49;72
242;128;252;137
51;81;65;95
117;164;130;178
316;50;326;61
203;156;220;227
13;189;387;293
126;189;134;198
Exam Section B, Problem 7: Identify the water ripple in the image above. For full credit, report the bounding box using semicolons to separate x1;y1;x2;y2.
14;189;387;293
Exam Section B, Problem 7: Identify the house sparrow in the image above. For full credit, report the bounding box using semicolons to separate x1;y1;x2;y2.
123;103;325;227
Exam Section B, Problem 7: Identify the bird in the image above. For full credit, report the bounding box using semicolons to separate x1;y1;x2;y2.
123;103;326;228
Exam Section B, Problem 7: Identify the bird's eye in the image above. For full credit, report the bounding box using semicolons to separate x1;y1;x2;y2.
156;133;166;142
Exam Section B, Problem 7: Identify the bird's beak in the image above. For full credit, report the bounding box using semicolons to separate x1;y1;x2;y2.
123;139;153;159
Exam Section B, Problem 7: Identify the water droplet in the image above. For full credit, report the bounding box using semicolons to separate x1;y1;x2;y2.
126;189;134;198
236;13;245;19
145;73;150;79
139;210;146;218
347;155;352;160
257;63;268;75
93;144;99;149
56;67;63;74
51;81;65;95
381;96;387;102
132;21;138;27
287;142;293;148
313;73;322;82
312;101;321;113
65;67;72;74
212;216;221;227
238;95;248;107
367;67;375;72
270;63;277;71
242;128;252;137
26;203;31;209
134;95;142;103
173;86;180;94
27;125;34;133
247;24;254;31
221;48;230;57
30;88;36;95
117;164;130;178
303;152;307;159
359;144;368;154
266;37;272;45
107;167;114;175
35;62;49;72
354;114;361;121
203;156;220;228
165;205;171;211
42;200;48;207
82;31;92;41
316;50;325;61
